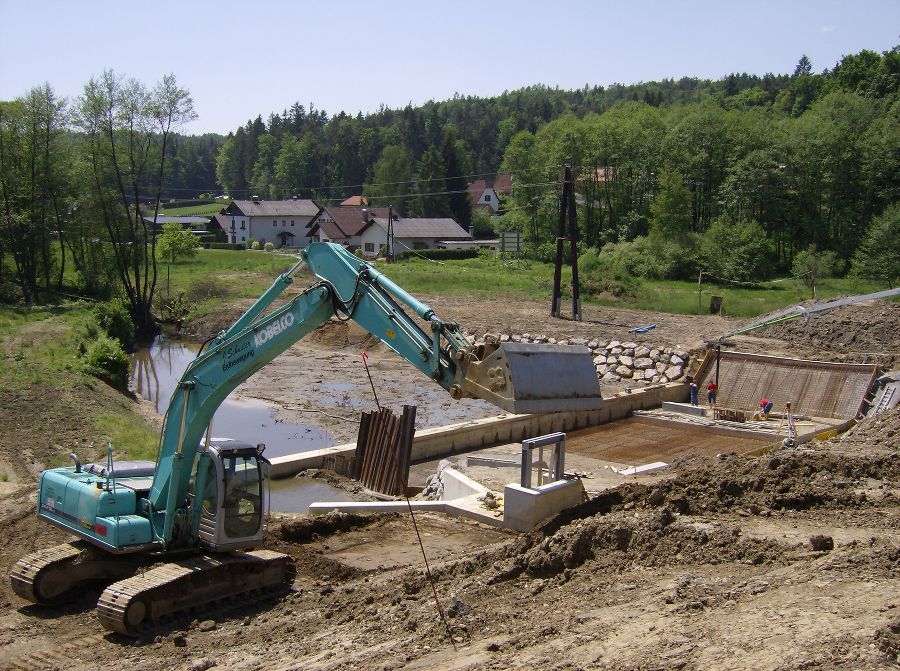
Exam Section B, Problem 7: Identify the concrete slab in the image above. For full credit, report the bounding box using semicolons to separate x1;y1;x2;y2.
662;401;707;417
611;462;670;476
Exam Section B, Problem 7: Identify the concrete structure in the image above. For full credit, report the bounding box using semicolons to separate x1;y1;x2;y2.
503;480;585;532
694;351;878;420
269;380;690;479
218;198;321;248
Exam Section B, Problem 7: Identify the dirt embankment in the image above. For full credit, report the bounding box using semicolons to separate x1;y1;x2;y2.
1;408;897;670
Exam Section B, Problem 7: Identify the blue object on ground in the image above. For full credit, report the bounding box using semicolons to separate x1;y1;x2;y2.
628;324;657;333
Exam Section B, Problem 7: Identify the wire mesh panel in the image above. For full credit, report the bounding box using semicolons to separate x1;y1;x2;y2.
697;351;877;419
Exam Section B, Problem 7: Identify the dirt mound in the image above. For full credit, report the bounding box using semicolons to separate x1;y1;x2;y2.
762;300;900;366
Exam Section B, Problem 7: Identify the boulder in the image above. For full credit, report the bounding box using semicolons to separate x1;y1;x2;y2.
665;365;683;380
601;372;619;382
511;334;522;342
587;339;599;349
623;341;639;350
649;348;660;360
499;334;510;342
632;369;646;381
593;355;607;365
635;346;650;358
656;361;668;372
616;365;633;378
623;348;635;357
548;337;557;344
608;340;621;350
675;349;689;360
634;357;654;370
610;346;623;355
571;337;587;346
618;355;634;367
607;356;618;365
670;354;685;366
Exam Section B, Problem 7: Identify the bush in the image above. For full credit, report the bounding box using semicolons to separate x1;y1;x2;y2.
792;245;842;293
851;205;899;287
251;240;260;250
83;336;129;391
578;247;639;298
395;248;478;261
353;248;364;258
264;242;275;252
93;300;135;350
700;219;773;282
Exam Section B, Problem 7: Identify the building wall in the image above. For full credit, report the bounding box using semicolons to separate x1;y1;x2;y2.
249;215;314;247
359;225;388;257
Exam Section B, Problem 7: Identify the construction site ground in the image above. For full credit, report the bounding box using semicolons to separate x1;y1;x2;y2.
0;294;898;670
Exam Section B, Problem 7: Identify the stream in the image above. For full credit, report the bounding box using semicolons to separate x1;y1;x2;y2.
130;334;353;512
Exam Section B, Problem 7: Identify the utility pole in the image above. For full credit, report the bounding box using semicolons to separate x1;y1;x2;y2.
550;165;581;320
387;205;394;262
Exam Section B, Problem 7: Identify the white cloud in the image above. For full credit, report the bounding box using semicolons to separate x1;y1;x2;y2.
820;25;836;32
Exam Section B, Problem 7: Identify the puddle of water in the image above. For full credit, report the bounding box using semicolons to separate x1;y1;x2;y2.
269;477;354;513
319;382;357;393
130;334;333;459
130;334;347;511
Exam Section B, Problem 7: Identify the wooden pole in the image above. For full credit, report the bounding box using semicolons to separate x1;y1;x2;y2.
566;165;582;321
550;166;568;317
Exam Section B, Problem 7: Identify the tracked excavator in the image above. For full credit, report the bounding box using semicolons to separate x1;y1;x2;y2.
11;242;602;635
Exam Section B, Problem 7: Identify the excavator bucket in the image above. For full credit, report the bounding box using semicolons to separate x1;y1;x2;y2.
455;342;603;414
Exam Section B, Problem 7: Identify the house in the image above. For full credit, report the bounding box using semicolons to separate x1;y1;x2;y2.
216;197;321;248
467;174;513;214
360;217;471;258
307;205;393;250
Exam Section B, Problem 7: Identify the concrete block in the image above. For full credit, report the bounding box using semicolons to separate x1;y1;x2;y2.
662;401;707;417
441;467;490;500
503;479;585;532
611;462;669;476
308;500;446;515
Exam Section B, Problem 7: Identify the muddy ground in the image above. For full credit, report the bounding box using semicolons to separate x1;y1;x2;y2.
0;295;898;670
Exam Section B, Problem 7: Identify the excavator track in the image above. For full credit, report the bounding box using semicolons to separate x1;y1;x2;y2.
10;542;83;604
10;541;136;605
97;550;295;636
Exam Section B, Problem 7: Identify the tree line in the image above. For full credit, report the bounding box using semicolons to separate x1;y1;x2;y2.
1;46;897;325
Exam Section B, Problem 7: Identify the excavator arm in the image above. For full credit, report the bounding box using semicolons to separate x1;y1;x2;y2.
149;242;602;544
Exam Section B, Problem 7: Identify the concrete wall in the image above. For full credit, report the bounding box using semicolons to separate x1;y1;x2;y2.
503;479;585;532
269;381;690;479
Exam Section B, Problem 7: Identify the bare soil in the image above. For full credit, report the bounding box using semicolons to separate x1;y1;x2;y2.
1;294;898;670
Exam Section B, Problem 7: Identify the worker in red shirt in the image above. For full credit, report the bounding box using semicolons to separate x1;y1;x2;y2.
753;397;774;420
706;380;718;407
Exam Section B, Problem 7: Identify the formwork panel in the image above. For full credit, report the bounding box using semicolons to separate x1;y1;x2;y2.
698;352;876;419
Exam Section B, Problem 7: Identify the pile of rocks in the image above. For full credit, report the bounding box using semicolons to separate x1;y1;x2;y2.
468;333;690;386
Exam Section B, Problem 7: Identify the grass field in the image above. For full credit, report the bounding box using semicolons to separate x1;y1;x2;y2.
157;201;229;217
372;254;887;318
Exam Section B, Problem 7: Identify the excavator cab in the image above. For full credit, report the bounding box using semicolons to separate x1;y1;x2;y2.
195;440;269;551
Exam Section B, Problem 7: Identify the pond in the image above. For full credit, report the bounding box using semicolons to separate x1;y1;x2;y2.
130;334;352;512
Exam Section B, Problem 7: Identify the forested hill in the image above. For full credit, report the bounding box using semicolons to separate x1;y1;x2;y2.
208;47;897;208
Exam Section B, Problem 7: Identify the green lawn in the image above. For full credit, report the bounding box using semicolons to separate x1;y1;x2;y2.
157;201;229;217
371;254;889;318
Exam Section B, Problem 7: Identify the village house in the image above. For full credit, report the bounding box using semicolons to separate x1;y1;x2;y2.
217;197;321;247
361;216;471;258
467;174;513;214
308;205;393;249
307;203;472;258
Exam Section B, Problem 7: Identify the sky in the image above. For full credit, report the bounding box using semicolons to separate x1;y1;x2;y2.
1;0;897;135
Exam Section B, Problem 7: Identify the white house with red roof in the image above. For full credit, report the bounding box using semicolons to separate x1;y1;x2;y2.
217;197;321;247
